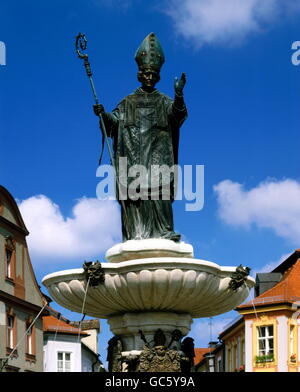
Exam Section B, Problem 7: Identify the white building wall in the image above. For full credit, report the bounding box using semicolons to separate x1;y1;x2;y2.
81;344;97;372
81;329;98;353
277;315;288;372
245;319;253;372
43;334;81;372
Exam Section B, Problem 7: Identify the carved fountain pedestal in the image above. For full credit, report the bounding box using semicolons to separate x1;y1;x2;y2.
42;239;254;372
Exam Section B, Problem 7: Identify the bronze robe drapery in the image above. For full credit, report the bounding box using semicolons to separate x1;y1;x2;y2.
101;87;187;242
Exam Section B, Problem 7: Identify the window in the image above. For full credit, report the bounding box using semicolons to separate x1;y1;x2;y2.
233;344;238;370
257;325;274;356
25;322;34;355
7;315;14;349
5;248;12;278
227;348;231;371
217;357;222;372
5;236;15;280
290;325;295;355
57;352;71;372
289;324;297;362
241;339;245;366
25;317;36;360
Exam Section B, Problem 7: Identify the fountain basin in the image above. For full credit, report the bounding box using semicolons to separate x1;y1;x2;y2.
42;258;255;319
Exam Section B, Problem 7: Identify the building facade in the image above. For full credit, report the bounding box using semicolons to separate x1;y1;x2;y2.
0;186;47;372
218;318;245;372
195;343;225;372
43;308;102;372
238;250;300;372
195;250;300;372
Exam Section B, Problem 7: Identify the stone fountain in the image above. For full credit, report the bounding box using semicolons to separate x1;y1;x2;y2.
42;239;254;371
42;32;255;372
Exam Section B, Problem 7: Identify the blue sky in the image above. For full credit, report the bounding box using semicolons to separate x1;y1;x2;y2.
1;0;300;367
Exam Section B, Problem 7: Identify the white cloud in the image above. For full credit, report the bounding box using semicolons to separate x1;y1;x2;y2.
214;178;300;245
18;195;121;261
163;0;300;47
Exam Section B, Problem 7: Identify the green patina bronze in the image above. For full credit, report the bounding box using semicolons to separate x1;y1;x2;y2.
93;33;188;243
135;32;165;72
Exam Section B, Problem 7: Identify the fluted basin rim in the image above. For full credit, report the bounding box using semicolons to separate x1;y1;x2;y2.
42;257;255;285
42;258;255;319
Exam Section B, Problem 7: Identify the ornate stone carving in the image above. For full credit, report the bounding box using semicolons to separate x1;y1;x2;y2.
107;336;123;372
168;329;182;349
154;329;166;346
180;337;195;372
5;236;15;251
229;264;251;292
137;328;188;372
259;314;269;323
82;260;105;287
123;352;140;372
139;345;181;372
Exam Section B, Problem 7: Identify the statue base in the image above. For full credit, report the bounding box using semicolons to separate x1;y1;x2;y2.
105;239;194;263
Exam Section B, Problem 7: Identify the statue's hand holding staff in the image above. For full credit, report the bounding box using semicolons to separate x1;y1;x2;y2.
93;104;105;117
174;72;186;96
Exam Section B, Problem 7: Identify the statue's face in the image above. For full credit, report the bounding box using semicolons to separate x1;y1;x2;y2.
138;68;160;91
